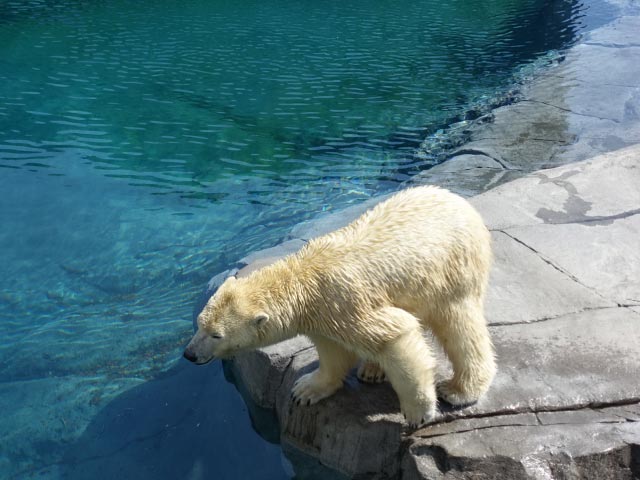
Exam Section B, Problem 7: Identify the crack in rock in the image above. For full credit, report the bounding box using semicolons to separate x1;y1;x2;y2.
488;305;622;327
434;398;640;428
416;422;539;439
538;72;640;89
448;148;512;170
472;135;574;146
521;99;621;123
498;231;582;284
497;230;611;302
416;416;634;440
584;41;640;49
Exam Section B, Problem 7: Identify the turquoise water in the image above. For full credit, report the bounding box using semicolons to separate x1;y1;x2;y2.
0;0;614;478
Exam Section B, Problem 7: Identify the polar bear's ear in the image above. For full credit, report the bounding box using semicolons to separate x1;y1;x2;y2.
253;313;269;327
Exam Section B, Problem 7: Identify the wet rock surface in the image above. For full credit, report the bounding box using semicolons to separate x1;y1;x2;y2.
409;13;640;198
198;12;640;480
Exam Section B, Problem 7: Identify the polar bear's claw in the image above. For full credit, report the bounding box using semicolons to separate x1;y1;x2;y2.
357;361;386;384
437;380;480;406
401;399;437;428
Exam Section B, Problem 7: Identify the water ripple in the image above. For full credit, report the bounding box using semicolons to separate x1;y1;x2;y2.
0;0;610;200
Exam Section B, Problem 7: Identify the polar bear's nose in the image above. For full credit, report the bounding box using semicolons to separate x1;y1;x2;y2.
183;348;197;363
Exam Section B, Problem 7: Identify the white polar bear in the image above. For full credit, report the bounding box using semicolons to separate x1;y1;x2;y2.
184;186;496;426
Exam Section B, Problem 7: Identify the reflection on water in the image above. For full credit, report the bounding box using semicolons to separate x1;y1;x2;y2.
0;0;614;477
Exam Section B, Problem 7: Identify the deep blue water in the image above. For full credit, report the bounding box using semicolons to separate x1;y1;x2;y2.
0;0;615;478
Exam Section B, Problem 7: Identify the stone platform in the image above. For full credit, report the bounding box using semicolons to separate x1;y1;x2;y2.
201;145;640;479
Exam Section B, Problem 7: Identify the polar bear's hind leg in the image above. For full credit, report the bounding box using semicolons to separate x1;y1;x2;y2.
373;307;437;427
433;298;496;406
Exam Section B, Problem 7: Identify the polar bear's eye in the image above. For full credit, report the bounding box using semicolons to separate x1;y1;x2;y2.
210;333;223;339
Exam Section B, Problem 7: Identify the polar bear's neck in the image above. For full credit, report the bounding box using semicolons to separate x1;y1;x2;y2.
245;254;321;340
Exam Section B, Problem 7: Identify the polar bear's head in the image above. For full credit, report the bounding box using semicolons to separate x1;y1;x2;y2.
183;276;269;365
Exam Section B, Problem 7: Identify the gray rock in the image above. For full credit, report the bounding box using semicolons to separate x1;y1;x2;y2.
481;308;640;417
506;215;640;305
239;305;640;477
412;412;539;438
485;231;613;326
586;14;640;47
537;47;640;123
470;177;561;230
435;16;640;183
470;144;640;230
445;96;575;172
274;348;404;479
402;415;640;480
232;336;313;409
528;149;640;221
535;406;639;425
429;155;505;172
569;44;640;91
408;154;508;197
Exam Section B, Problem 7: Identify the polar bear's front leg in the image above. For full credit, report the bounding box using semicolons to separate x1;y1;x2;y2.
374;307;437;427
292;335;356;406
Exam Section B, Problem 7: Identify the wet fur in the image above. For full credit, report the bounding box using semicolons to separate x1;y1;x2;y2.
186;186;496;426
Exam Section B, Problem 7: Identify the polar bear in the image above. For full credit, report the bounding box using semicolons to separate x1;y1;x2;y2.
184;186;495;426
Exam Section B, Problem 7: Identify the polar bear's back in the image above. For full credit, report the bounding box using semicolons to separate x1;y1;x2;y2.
303;186;492;303
351;186;485;240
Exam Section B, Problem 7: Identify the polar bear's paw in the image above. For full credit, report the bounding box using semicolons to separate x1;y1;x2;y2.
291;371;342;406
401;397;437;428
357;361;386;384
437;380;480;407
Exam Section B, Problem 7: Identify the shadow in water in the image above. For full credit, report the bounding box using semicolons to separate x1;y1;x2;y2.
61;360;290;480
224;363;351;480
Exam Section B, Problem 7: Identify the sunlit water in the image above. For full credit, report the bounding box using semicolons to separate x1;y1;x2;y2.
0;0;615;478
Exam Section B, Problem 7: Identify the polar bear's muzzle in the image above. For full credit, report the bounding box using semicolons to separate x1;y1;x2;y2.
183;330;218;365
